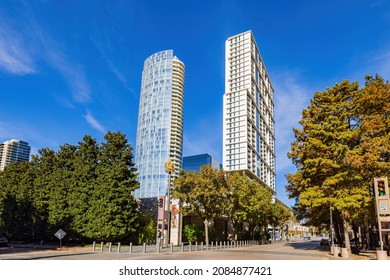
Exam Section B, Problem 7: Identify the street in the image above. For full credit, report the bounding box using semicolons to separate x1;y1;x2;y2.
0;237;377;260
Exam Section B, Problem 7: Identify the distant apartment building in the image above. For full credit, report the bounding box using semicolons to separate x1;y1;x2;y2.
0;139;31;170
182;153;222;173
223;30;276;192
135;50;185;199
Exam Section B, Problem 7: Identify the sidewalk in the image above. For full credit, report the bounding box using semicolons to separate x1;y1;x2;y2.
326;249;388;260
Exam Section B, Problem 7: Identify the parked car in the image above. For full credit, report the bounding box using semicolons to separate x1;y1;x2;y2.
303;236;311;240
320;238;330;246
0;234;8;246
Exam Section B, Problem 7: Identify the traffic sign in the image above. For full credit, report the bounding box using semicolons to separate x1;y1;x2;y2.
54;229;67;240
54;229;67;247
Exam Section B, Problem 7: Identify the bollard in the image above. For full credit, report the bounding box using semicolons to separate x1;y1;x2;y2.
100;242;104;252
118;242;121;253
201;242;203;251
189;242;192;252
223;241;226;249
157;243;161;253
206;242;208;250
129;242;133;254
143;243;146;254
211;241;214;250
109;242;112;252
195;242;198;251
170;243;173;253
92;241;96;252
181;242;184;252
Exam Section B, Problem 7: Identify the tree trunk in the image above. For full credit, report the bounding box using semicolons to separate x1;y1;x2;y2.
342;214;351;253
204;219;209;246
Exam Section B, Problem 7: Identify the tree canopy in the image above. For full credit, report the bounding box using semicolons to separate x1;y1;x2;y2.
0;131;140;243
286;75;389;251
172;166;289;243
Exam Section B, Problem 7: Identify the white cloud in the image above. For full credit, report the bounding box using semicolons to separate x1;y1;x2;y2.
84;110;106;134
92;38;135;95
272;69;311;172
0;23;36;75
45;50;91;103
0;8;91;104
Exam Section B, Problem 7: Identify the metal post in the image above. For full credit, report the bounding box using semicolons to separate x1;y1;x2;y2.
108;242;112;252
330;206;334;247
129;242;133;254
165;159;174;246
92;241;96;252
100;242;104;252
189;242;192;252
170;242;173;253
181;242;184;252
143;243;146;254
195;242;198;251
118;242;121;253
201;241;203;251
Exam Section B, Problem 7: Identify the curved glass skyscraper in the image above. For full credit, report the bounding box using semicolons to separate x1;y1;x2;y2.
135;50;185;198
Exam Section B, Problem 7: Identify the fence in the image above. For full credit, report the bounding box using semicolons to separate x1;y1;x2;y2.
91;240;262;254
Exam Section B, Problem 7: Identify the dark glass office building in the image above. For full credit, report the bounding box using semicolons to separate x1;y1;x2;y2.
182;153;222;172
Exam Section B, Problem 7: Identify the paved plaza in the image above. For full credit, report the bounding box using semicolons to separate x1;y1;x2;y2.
0;238;384;260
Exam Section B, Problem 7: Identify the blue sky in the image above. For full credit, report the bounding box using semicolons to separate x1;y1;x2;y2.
1;0;389;207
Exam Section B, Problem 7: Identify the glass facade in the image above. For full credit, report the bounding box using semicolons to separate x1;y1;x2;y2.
183;153;222;173
0;139;31;170
135;50;185;198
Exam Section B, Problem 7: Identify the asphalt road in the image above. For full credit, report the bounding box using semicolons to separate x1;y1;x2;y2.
0;237;377;260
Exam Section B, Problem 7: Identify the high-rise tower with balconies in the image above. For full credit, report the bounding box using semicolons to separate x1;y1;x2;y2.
135;50;185;199
223;31;276;192
0;139;31;171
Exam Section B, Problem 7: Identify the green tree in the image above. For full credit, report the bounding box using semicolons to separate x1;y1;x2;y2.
348;75;390;178
225;172;273;240
0;131;141;243
83;131;139;241
0;162;35;240
268;202;291;240
183;224;204;242
68;135;99;240
31;148;57;240
287;78;380;253
172;165;229;245
134;209;157;245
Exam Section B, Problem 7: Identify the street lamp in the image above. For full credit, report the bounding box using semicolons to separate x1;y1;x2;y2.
165;158;174;211
163;158;174;247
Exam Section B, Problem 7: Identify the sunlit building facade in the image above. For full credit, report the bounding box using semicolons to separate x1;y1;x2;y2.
135;50;185;198
0;139;31;171
223;30;276;191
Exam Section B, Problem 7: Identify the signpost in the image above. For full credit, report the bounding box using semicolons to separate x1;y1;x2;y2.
54;229;67;247
373;177;389;256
